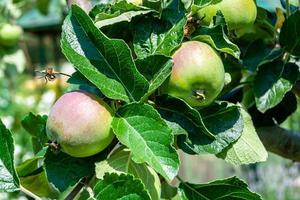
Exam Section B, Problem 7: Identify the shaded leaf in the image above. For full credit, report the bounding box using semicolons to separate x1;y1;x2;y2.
249;92;298;127
135;55;173;99
67;71;104;95
156;95;215;139
44;149;109;192
254;61;299;113
243;40;284;72
279;10;300;56
161;181;178;199
176;102;243;155
192;12;240;59
161;0;186;25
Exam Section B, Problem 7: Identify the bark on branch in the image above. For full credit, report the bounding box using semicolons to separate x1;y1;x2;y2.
257;126;300;162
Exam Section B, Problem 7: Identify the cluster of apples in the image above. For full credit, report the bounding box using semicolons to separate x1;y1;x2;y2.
46;0;257;158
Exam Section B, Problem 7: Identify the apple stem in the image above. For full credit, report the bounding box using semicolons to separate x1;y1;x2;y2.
193;90;206;101
48;140;61;153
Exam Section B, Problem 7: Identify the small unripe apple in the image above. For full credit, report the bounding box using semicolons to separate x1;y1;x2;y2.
126;0;142;5
167;41;225;107
197;0;257;30
0;24;23;47
46;91;114;157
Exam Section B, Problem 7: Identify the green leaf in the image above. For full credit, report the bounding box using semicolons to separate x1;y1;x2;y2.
95;148;160;200
181;0;193;10
156;95;215;139
21;113;48;153
165;120;188;136
177;102;244;155
67;71;104;95
160;0;186;24
217;107;268;165
90;1;145;20
0;119;19;192
254;61;300;113
19;172;59;199
135;55;173;99
243;40;284;72
133;17;186;59
44;149;108;192
17;157;59;198
279;10;300;56
17;157;43;177
111;103;179;181
192;12;240;59
161;181;178;199
61;5;149;103
179;176;262;200
92;1;153;28
96;10;152;28
93;173;151;200
192;26;240;59
250;92;298;127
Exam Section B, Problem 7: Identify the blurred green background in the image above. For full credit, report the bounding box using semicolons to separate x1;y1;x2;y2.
0;0;300;199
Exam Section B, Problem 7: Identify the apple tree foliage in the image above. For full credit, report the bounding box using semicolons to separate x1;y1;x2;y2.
1;0;300;199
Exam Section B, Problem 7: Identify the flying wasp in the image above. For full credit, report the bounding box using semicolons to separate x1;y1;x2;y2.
35;67;71;84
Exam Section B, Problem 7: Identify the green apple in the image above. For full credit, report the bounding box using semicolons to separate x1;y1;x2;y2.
197;0;257;30
0;23;23;47
167;41;225;107
46;91;114;157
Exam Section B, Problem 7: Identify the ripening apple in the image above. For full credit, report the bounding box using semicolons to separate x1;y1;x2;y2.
197;0;257;30
46;91;114;157
167;41;225;107
0;23;23;47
